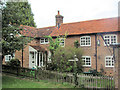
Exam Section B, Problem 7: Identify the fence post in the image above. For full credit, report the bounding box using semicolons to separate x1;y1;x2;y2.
17;67;19;76
35;70;37;79
111;76;113;89
95;75;97;89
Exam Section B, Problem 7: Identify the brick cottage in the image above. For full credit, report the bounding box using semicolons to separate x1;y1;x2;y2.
3;11;120;75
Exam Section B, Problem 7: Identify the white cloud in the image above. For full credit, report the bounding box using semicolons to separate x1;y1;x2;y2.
28;0;120;28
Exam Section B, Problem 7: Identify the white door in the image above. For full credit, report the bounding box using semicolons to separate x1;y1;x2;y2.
29;52;36;68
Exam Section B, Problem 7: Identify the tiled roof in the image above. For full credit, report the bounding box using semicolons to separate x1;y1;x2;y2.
20;17;118;37
37;26;56;37
20;25;38;37
30;45;48;52
20;25;56;37
50;17;118;36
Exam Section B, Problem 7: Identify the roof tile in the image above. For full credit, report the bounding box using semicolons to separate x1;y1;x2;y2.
20;17;119;37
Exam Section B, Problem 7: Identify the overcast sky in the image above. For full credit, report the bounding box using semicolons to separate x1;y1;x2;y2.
28;0;120;28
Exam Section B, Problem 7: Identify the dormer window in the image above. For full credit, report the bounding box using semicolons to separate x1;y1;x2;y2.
40;38;49;44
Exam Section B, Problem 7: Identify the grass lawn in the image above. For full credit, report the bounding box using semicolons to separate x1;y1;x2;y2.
2;74;75;88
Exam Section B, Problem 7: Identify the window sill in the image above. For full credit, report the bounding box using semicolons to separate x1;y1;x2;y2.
80;45;91;47
83;65;91;68
40;43;49;44
105;66;114;68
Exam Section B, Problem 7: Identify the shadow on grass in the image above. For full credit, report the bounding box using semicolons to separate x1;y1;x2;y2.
2;75;18;86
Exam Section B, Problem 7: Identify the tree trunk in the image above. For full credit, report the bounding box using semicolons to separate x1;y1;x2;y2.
2;55;4;61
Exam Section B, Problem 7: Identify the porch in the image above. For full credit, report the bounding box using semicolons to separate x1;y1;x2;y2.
29;45;49;69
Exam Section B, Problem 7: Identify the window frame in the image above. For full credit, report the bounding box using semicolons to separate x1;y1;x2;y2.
105;56;114;67
59;38;65;47
104;34;117;46
5;53;15;62
80;36;91;46
82;56;91;67
40;38;49;44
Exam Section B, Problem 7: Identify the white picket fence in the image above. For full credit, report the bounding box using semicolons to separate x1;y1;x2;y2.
77;74;114;89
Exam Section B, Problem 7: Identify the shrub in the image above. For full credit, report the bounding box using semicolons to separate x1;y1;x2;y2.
88;68;102;76
51;46;83;73
6;58;20;67
74;40;80;48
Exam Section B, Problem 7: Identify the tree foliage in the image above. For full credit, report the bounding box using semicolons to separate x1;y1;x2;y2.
46;35;83;73
2;1;36;27
45;35;67;60
6;58;20;67
1;1;35;58
45;35;61;57
74;40;80;48
53;47;83;73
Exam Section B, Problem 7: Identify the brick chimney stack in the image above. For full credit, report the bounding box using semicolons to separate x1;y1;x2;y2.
55;10;64;27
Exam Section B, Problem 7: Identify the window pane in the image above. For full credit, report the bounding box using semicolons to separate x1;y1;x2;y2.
80;36;91;46
5;55;13;62
45;38;48;42
40;39;44;43
104;35;117;45
82;56;91;66
104;36;110;45
105;56;114;67
59;38;64;46
5;56;9;61
111;35;116;44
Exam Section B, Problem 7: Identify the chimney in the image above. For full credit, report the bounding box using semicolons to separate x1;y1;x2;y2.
55;10;64;27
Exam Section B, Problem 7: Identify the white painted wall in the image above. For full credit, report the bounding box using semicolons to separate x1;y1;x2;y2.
29;46;37;68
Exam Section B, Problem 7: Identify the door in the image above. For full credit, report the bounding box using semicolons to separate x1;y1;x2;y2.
29;52;36;68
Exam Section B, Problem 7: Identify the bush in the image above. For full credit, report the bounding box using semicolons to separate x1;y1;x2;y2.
6;58;20;67
46;63;57;71
88;68;102;76
50;46;83;73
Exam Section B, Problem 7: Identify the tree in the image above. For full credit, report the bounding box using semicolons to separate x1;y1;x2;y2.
1;1;36;60
53;47;83;73
45;35;61;60
45;35;67;70
46;35;83;73
2;1;36;27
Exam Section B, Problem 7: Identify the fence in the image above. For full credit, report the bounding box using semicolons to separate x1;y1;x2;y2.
2;65;115;89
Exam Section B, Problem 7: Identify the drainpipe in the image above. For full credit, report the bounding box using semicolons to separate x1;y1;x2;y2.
95;34;97;72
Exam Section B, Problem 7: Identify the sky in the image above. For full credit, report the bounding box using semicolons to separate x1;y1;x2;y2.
28;0;120;28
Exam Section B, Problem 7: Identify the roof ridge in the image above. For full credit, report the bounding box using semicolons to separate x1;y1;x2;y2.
21;17;117;29
61;17;117;26
37;26;56;29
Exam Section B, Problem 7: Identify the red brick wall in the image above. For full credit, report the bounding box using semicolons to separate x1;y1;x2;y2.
97;34;113;76
64;35;96;72
64;33;119;76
